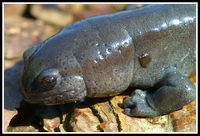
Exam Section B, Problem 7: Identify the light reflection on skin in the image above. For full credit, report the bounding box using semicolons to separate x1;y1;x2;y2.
93;14;196;64
151;16;196;32
73;76;84;81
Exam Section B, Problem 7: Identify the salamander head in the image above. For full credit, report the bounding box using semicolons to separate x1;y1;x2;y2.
19;37;87;105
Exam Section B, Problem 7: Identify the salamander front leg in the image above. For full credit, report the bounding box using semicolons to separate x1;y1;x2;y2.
123;71;196;117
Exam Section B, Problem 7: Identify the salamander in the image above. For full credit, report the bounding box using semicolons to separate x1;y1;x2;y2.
19;4;196;117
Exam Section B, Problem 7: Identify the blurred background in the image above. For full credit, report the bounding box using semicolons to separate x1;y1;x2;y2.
5;4;131;27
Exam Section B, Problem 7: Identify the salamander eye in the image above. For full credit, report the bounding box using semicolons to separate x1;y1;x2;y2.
37;68;61;90
39;76;57;90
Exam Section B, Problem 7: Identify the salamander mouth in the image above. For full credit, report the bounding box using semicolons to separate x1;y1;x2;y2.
23;89;86;105
24;93;69;105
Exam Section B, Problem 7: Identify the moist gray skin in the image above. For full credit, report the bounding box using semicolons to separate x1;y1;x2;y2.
20;4;196;117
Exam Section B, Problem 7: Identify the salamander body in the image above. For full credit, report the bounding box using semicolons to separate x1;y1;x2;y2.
20;4;196;117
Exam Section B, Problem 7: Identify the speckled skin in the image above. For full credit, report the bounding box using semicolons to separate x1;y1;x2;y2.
20;4;196;117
